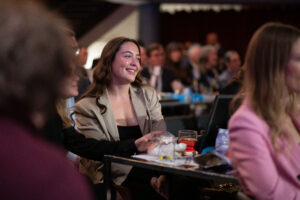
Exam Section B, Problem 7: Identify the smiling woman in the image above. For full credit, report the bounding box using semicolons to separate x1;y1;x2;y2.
74;37;167;199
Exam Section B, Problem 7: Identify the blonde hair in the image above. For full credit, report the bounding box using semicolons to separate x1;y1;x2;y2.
56;99;73;128
239;22;300;151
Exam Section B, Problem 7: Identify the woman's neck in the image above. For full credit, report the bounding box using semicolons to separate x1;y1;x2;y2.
108;84;130;98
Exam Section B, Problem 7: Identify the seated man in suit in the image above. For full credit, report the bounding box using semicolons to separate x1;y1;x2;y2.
141;43;183;93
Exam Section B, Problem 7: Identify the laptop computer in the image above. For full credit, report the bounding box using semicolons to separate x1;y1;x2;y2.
198;94;235;152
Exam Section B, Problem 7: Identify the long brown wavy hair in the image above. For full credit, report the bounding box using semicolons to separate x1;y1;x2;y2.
80;37;143;114
233;22;300;151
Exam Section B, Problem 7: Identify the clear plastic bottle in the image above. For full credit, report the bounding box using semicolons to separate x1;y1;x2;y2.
215;128;229;155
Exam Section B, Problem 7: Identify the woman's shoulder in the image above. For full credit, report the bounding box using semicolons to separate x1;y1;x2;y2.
229;100;269;133
75;97;96;106
74;97;98;113
141;85;156;94
131;84;156;97
140;85;158;101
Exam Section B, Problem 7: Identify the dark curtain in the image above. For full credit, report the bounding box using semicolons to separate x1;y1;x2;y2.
160;5;300;60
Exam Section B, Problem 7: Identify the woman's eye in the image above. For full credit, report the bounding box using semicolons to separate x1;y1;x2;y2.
125;55;131;58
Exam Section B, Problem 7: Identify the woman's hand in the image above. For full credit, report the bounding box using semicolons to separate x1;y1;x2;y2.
134;131;163;152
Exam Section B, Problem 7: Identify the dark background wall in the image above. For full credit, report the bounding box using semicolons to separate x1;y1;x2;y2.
160;5;300;60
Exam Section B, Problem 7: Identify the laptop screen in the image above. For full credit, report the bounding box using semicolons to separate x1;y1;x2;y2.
199;95;235;151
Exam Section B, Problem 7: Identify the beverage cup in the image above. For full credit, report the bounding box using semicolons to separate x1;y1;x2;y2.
177;130;197;154
158;132;175;161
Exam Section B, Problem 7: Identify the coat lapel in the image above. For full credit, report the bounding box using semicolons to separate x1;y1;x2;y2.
98;88;120;141
130;86;149;135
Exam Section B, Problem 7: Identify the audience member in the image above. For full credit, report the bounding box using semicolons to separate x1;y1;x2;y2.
73;42;90;101
205;32;226;58
219;66;244;95
184;43;202;92
0;1;93;199
198;45;220;94
141;43;183;93
74;37;166;200
78;45;90;85
137;40;148;68
86;58;100;83
218;50;241;89
229;22;300;199
44;71;80;147
140;45;147;67
79;45;88;66
46;34;166;200
165;42;191;87
44;28;81;147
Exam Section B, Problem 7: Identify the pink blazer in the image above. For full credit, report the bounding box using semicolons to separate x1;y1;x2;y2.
228;99;300;200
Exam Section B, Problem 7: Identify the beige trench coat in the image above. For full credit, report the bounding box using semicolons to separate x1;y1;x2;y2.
74;85;166;185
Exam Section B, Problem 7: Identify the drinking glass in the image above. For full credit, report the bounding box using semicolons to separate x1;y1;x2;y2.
158;132;175;161
177;130;197;153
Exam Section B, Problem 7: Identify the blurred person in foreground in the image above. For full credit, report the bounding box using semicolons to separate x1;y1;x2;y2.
0;1;93;199
229;22;300;199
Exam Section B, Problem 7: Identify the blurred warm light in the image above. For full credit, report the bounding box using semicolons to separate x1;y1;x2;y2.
160;3;242;14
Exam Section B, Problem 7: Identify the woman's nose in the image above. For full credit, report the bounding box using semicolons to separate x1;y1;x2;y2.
130;57;138;66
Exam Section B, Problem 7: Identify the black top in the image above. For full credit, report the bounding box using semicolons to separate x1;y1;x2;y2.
117;125;142;141
43;113;64;147
44;113;137;161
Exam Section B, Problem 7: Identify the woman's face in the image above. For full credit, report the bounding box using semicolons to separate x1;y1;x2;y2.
169;50;182;63
286;38;300;93
62;73;79;99
111;42;141;85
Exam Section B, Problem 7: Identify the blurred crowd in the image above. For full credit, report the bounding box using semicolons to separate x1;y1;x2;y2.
85;32;242;98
